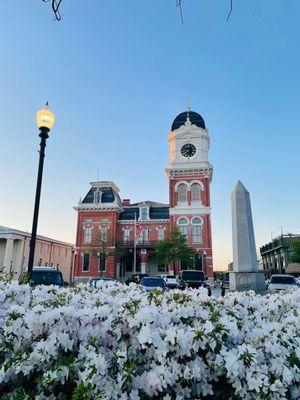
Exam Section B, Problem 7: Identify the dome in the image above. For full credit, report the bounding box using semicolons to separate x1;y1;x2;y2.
171;111;206;131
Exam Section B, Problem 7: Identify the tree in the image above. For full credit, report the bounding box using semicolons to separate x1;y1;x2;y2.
90;225;115;276
153;229;195;272
289;238;300;263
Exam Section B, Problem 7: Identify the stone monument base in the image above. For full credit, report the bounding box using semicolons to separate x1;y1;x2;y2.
229;271;266;294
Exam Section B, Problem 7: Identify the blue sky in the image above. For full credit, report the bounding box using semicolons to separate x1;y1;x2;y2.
0;1;299;269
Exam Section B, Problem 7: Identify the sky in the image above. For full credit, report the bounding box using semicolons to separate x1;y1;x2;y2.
0;0;299;270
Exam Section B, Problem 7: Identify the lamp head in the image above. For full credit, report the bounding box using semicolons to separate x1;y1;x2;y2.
36;102;55;130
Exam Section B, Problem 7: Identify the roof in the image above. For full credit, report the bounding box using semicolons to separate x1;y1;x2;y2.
0;226;74;247
119;204;169;221
81;183;123;208
171;111;206;131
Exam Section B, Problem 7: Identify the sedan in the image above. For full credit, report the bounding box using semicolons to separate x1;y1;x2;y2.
141;277;167;292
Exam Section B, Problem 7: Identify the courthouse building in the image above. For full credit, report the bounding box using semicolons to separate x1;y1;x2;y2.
74;109;214;281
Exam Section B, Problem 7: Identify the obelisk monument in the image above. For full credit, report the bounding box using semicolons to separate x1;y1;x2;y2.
229;181;265;293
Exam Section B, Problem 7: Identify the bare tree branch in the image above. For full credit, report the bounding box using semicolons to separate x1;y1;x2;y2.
226;0;233;22
42;0;63;21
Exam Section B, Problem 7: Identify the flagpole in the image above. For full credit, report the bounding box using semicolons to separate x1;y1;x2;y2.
133;212;137;274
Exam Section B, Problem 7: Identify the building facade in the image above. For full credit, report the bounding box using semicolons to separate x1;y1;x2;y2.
0;226;75;282
74;109;213;281
260;233;300;276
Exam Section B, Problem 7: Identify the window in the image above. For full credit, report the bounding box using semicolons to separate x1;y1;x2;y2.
178;184;187;203
143;229;149;243
138;229;149;244
191;183;201;202
100;226;108;243
39;243;43;256
192;217;203;243
158;228;164;241
82;253;90;271
84;227;92;244
99;254;106;272
177;217;188;237
65;248;68;258
124;228;130;243
141;207;148;220
58;247;61;256
94;190;101;203
47;245;50;255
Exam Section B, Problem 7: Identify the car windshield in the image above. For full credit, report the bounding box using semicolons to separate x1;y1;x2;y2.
181;271;204;281
31;271;63;285
166;275;176;279
142;278;166;287
223;273;229;282
270;276;295;284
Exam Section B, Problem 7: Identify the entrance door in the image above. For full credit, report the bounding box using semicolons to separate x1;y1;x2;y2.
195;253;202;270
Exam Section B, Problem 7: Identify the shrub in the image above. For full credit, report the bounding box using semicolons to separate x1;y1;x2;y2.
0;280;300;399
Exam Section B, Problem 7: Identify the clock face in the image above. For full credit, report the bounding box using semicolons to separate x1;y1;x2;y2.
181;143;196;158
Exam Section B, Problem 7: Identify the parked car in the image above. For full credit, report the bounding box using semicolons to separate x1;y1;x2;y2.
141;277;167;292
30;267;67;287
157;274;178;289
178;270;211;295
125;273;148;285
268;274;299;292
89;277;115;288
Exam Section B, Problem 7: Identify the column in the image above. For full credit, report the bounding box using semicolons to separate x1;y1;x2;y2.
116;262;121;279
3;238;14;273
140;251;147;274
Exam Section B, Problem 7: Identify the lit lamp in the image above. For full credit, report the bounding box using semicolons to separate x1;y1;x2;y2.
27;103;55;277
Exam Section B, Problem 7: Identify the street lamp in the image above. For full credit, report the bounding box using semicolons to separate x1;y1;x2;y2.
27;102;55;277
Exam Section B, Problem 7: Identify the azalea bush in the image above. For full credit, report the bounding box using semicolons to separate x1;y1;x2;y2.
0;278;300;400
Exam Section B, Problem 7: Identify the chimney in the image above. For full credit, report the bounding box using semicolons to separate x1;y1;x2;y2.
122;199;130;206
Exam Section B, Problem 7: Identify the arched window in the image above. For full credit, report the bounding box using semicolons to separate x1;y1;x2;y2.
191;183;201;202
177;217;189;237
192;217;203;243
178;184;187;203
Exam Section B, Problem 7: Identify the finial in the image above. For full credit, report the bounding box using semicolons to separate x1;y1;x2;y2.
186;95;191;121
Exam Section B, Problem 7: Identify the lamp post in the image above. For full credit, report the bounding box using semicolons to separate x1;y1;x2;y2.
202;250;207;273
27;103;55;277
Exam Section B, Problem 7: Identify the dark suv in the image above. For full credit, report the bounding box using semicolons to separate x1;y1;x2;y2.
178;270;211;294
30;267;67;287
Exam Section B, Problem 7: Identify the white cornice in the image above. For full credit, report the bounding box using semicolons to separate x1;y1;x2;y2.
75;203;123;212
169;207;211;215
118;219;170;224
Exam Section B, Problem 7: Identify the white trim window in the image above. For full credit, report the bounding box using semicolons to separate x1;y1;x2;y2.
94;190;102;203
123;227;130;244
82;253;90;272
158;228;164;241
177;217;189;238
178;184;188;203
192;217;203;243
84;227;92;244
191;183;201;202
100;226;108;243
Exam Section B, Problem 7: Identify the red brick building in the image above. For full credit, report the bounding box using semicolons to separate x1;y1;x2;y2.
74;109;213;281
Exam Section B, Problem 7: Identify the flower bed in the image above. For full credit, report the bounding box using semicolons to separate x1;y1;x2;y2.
0;280;300;400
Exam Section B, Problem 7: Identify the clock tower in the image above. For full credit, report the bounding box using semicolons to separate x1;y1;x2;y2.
166;109;213;277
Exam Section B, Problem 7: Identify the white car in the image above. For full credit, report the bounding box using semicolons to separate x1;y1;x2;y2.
268;274;299;292
157;274;178;289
